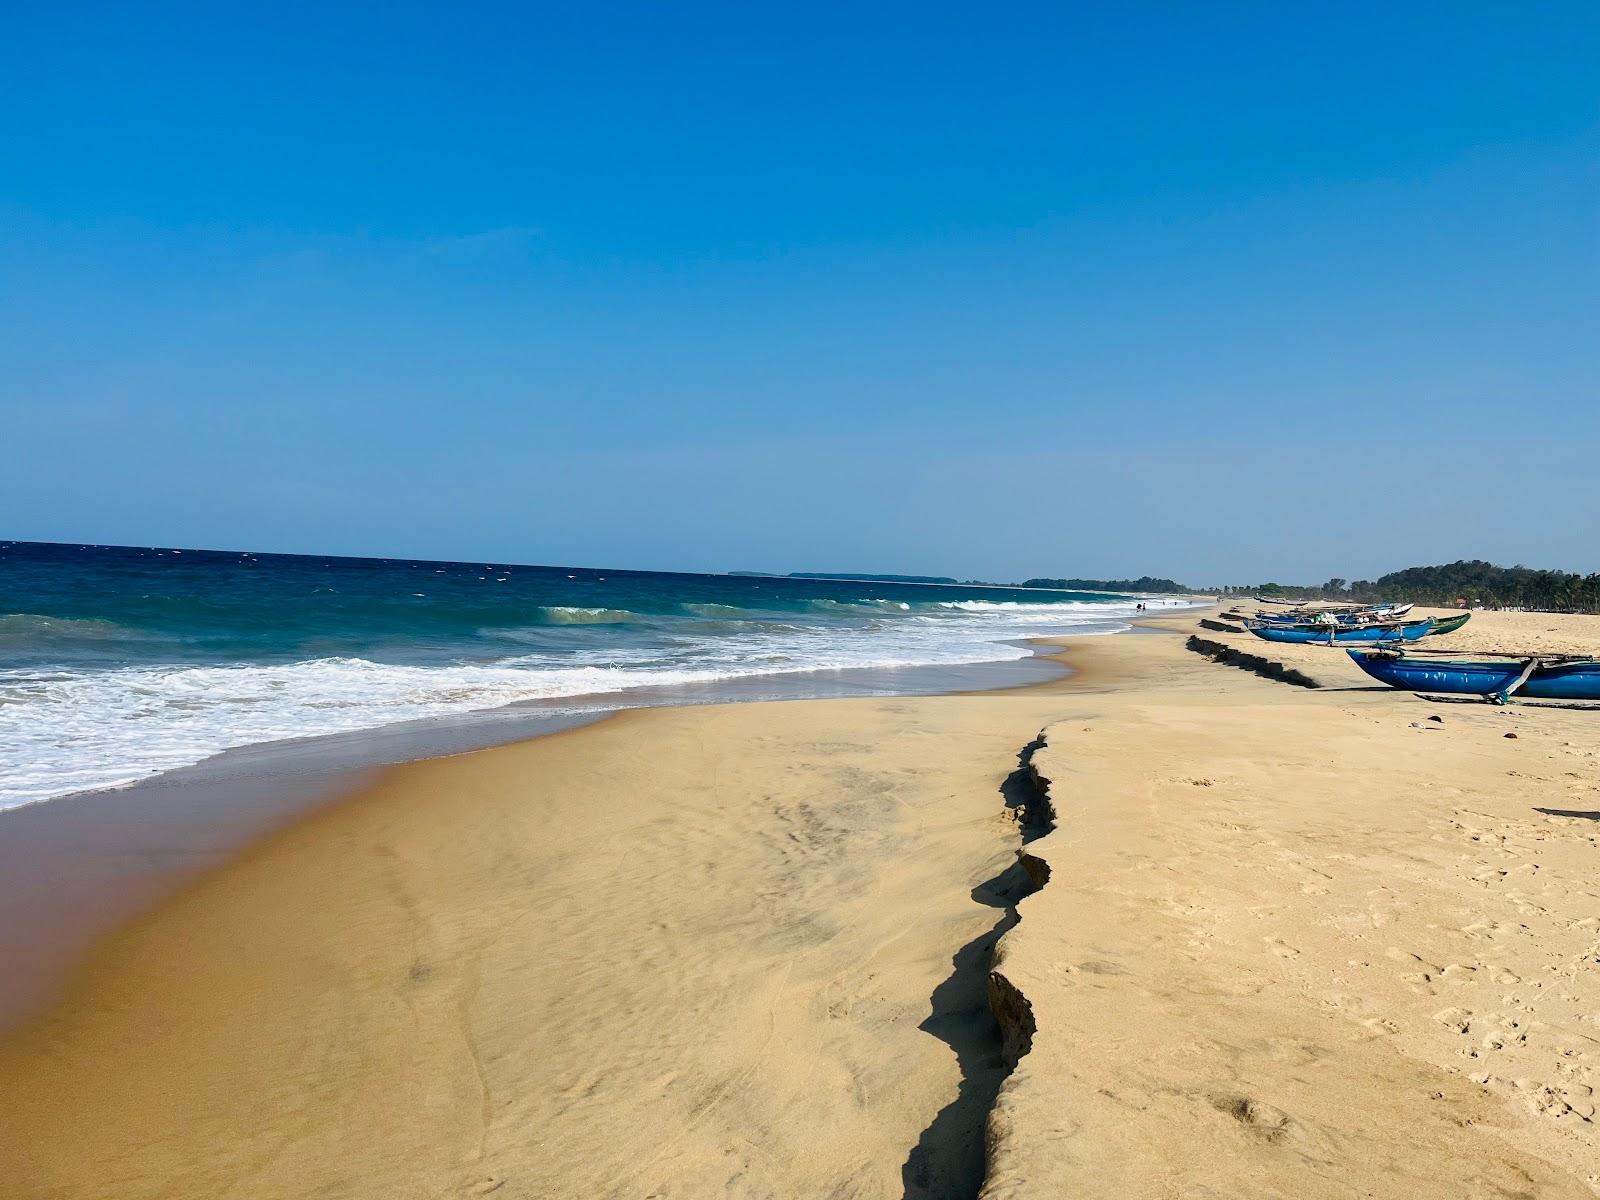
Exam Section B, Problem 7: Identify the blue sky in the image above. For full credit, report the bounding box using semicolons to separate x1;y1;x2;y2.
4;2;1596;585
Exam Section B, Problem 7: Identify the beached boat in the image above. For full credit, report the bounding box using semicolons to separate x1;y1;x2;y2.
1254;602;1414;625
1348;649;1600;701
1369;602;1414;619
1247;618;1434;644
1423;612;1471;636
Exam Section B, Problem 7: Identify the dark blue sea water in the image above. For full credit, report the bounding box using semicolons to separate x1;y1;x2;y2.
0;541;1168;807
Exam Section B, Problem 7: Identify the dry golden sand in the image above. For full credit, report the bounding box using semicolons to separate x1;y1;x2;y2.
985;611;1600;1198
2;611;1597;1198
1426;608;1600;658
0;682;1077;1199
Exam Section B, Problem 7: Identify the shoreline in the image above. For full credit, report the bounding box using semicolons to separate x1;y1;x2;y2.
0;636;1120;1198
5;606;1595;1197
2;551;1195;817
0;628;1116;1037
0;636;1085;817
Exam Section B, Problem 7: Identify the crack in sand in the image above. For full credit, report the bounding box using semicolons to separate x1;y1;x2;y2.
900;733;1055;1200
985;733;1055;1077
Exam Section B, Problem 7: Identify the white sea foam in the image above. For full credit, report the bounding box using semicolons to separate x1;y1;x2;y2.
807;597;912;613
681;602;751;617
929;600;1142;624
0;596;1173;809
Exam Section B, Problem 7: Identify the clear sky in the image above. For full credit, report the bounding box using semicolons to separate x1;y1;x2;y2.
4;2;1597;585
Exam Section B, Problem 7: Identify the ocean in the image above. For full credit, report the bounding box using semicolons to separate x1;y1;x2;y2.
0;541;1170;809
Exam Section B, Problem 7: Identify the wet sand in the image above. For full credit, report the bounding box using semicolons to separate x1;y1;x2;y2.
3;611;1598;1197
0;652;1065;1036
0;658;1091;1199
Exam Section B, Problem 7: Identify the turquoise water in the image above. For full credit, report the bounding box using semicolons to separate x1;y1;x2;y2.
0;541;1161;807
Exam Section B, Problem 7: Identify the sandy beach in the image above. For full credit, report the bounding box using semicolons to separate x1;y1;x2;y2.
3;611;1598;1197
13;10;1595;1196
986;612;1600;1197
0;671;1082;1199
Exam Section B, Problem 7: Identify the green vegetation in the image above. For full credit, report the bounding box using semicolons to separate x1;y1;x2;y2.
784;572;961;584
1022;576;1194;593
737;561;1600;611
1220;561;1600;613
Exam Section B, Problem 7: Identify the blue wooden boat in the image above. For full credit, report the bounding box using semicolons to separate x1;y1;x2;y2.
1248;618;1434;644
1349;650;1600;702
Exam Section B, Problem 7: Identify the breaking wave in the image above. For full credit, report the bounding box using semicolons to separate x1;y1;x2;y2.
533;606;641;624
0;547;1199;809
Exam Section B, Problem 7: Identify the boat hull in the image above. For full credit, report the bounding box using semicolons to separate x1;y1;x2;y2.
1249;619;1433;644
1347;652;1600;700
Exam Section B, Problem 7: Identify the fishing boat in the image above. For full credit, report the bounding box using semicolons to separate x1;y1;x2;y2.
1423;612;1471;636
1348;648;1600;702
1247;618;1434;645
1254;602;1414;625
1367;601;1414;619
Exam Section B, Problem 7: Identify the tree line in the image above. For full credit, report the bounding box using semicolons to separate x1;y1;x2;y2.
1023;575;1190;593
1218;560;1600;613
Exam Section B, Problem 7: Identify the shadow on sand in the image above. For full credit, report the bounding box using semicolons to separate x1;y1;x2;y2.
1420;695;1600;711
900;735;1047;1200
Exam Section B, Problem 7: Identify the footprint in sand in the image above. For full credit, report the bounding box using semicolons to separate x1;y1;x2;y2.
1462;921;1527;942
1503;891;1548;916
1479;1014;1529;1052
1387;947;1442;993
1211;1094;1300;1145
